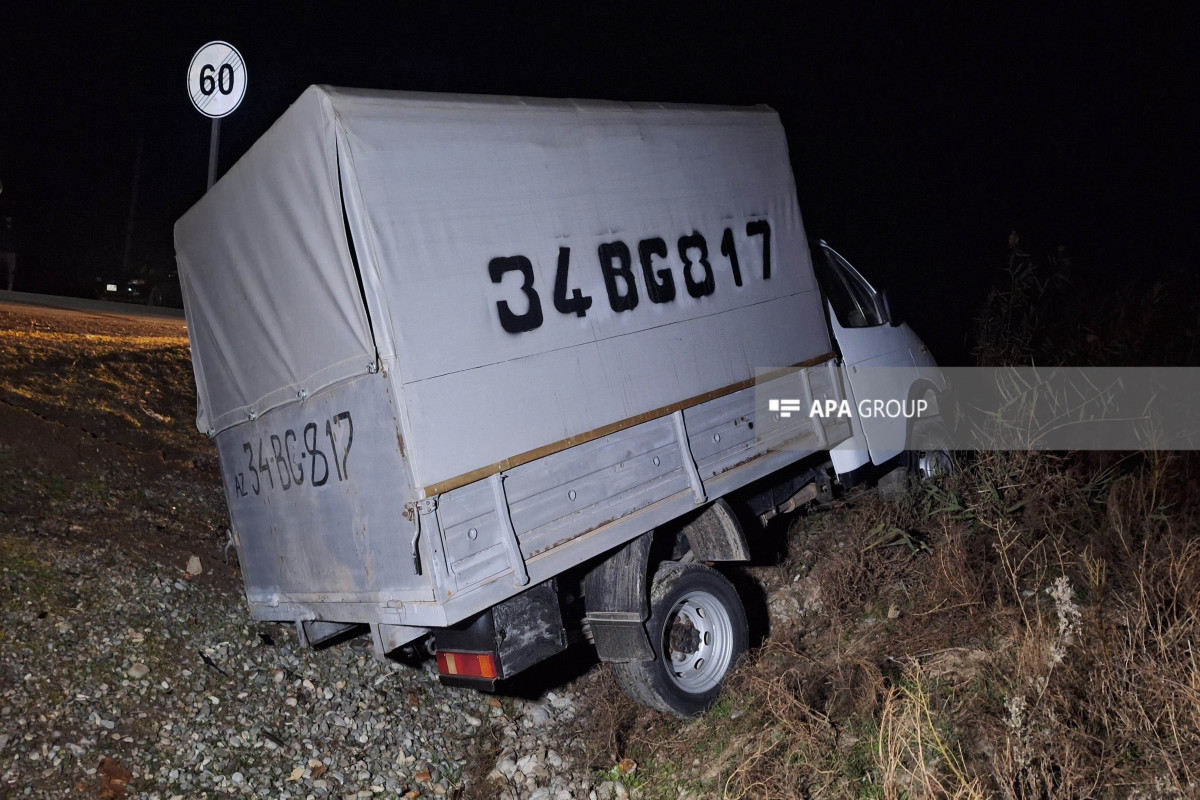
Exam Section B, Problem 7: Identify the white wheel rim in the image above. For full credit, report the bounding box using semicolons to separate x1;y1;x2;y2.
662;588;734;694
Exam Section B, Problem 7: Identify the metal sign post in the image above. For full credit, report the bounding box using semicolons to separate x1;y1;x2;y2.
207;120;221;189
187;41;247;191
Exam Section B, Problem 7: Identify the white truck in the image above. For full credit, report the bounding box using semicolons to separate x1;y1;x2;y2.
174;86;947;716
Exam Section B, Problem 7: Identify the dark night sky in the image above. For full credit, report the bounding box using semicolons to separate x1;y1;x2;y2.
2;2;1198;362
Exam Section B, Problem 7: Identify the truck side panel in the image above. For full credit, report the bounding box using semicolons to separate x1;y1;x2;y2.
408;365;848;628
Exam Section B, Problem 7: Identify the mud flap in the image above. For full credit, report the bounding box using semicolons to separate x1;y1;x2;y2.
584;532;655;662
434;579;567;688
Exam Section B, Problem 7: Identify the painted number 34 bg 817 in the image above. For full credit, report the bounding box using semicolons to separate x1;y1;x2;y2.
234;411;354;499
489;220;771;334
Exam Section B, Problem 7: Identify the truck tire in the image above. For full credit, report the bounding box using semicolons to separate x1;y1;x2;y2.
611;562;747;717
910;417;954;480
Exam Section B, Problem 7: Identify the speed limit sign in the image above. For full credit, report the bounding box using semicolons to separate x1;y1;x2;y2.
187;41;247;119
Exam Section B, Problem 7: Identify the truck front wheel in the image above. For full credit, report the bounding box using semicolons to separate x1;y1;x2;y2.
879;416;955;499
910;417;954;479
611;562;747;716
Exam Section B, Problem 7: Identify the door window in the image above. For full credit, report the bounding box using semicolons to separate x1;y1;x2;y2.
814;245;885;328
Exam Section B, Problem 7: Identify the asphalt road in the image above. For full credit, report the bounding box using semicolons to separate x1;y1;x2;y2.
0;289;187;327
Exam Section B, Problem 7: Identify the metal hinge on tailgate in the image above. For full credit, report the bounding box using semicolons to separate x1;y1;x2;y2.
403;497;438;575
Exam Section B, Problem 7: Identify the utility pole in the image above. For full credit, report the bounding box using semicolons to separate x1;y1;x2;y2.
122;137;143;274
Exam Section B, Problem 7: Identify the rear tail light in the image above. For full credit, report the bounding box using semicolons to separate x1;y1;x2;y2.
436;650;497;680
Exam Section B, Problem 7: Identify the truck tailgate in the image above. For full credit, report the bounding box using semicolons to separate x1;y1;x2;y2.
215;372;431;622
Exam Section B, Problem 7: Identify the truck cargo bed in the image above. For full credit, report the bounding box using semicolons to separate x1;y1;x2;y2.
223;361;848;646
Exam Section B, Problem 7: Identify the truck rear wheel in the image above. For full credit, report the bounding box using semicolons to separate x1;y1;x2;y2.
611;562;747;717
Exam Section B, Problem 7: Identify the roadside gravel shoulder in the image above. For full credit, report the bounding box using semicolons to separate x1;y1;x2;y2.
1;531;596;799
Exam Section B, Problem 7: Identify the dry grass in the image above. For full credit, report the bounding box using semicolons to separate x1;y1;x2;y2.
579;452;1200;799
578;241;1200;798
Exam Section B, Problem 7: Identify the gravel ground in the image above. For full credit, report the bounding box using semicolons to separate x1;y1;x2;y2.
0;531;614;799
0;304;636;800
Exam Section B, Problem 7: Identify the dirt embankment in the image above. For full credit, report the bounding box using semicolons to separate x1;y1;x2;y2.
0;304;233;589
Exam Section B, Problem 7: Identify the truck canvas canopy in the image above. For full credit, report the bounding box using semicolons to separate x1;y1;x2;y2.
176;84;829;497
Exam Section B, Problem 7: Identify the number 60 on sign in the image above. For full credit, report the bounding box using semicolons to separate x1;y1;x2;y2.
187;40;247;119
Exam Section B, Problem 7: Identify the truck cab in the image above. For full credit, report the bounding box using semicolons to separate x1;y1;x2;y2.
812;240;950;487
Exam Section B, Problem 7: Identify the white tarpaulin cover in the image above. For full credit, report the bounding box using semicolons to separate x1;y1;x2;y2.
177;85;831;493
175;88;375;434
